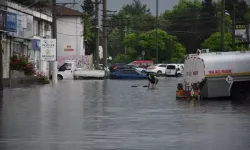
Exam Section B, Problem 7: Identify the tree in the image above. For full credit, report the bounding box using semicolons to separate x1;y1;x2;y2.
81;0;95;55
108;0;155;56
161;0;204;54
201;32;246;51
81;0;94;16
199;0;218;40
118;29;185;63
217;0;250;40
108;28;123;57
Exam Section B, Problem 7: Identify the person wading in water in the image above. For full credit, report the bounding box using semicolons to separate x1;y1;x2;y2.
147;73;159;89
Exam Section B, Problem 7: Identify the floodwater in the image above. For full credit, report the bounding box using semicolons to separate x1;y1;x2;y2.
0;78;250;150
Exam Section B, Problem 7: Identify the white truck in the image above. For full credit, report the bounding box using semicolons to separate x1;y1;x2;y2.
52;61;106;80
53;61;81;80
183;51;250;99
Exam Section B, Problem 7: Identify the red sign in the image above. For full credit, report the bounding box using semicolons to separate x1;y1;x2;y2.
208;69;231;74
64;45;74;51
186;71;198;76
193;71;198;75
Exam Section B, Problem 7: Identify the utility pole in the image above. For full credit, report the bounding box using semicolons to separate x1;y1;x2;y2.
232;3;236;50
94;0;99;69
52;0;58;84
103;0;108;68
0;32;3;91
124;26;127;54
221;0;225;51
156;0;159;63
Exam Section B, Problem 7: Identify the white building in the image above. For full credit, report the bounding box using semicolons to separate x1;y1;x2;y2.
0;1;92;81
1;1;52;79
55;6;91;69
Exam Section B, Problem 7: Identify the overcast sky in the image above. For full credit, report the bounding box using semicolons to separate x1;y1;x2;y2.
58;0;178;15
58;0;250;15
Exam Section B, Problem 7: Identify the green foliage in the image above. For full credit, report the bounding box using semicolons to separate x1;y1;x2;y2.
217;12;232;32
108;28;123;57
113;29;185;63
83;15;95;41
81;0;94;16
161;0;218;54
81;0;95;49
112;53;133;64
109;0;250;63
108;0;155;58
201;32;246;51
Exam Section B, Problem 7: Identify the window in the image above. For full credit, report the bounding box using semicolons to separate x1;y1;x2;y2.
119;70;130;74
65;63;72;70
119;70;138;74
159;64;167;67
128;70;138;74
38;20;42;36
167;65;176;69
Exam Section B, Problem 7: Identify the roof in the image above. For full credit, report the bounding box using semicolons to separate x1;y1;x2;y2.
55;5;83;16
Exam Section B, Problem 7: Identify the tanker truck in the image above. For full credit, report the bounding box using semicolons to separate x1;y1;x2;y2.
179;51;250;99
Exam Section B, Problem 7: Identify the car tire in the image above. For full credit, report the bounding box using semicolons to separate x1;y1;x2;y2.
58;75;63;80
157;70;162;76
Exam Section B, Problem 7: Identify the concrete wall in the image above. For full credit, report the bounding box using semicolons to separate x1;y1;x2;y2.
56;16;90;69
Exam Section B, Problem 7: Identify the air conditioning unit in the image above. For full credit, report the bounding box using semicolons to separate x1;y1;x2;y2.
44;24;51;31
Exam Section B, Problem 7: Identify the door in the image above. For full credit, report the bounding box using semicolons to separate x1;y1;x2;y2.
59;63;74;80
166;65;176;75
118;70;140;79
158;64;167;73
127;70;141;79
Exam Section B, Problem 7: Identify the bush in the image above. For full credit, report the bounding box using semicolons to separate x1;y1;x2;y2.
36;72;50;84
10;55;36;76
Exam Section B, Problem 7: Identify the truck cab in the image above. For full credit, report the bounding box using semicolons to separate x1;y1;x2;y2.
51;61;81;80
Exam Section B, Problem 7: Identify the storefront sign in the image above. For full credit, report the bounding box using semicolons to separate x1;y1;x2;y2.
64;45;74;51
0;9;6;31
41;39;56;61
6;12;17;32
32;39;40;50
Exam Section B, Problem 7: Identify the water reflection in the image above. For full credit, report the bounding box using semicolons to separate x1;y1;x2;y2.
0;79;249;149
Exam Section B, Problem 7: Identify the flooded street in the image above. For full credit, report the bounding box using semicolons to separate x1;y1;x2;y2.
0;78;250;150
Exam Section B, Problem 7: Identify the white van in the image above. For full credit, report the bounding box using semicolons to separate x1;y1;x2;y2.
165;64;184;77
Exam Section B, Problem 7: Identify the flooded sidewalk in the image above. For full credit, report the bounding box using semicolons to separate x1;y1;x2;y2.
0;79;250;150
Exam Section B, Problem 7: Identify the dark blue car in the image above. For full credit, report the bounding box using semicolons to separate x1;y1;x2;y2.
110;69;147;79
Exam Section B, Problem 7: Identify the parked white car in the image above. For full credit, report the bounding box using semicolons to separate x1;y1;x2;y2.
165;64;184;77
146;64;168;75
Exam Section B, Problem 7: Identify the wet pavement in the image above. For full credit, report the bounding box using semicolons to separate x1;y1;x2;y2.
0;78;250;150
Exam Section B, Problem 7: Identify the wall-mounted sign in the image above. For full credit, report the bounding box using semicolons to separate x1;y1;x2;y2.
0;9;6;31
32;39;40;50
6;12;17;32
64;45;74;51
41;39;56;61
